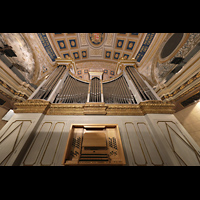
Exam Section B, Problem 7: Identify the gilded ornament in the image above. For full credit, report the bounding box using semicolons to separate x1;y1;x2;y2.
88;33;105;47
14;100;175;115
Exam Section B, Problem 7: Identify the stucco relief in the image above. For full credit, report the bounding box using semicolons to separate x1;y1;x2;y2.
153;33;200;84
22;33;55;85
1;33;35;82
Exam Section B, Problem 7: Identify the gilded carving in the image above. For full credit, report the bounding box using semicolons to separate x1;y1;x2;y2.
161;70;200;101
83;102;107;115
139;100;175;114
14;100;175;115
14;99;51;114
88;33;105;47
46;103;84;115
0;78;28;100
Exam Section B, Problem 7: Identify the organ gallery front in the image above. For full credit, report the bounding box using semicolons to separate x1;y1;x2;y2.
0;57;200;166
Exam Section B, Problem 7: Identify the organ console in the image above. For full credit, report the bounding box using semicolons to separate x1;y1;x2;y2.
62;124;126;166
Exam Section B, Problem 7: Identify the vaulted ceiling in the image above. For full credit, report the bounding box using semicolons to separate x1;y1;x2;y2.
39;33;156;81
1;33;200;89
0;33;157;85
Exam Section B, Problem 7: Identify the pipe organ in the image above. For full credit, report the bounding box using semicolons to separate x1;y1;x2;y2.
30;64;159;104
2;57;200;166
32;65;66;100
126;66;157;101
54;75;88;104
103;76;137;104
89;77;102;102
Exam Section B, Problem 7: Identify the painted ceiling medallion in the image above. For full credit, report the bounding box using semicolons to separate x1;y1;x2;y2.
88;33;105;47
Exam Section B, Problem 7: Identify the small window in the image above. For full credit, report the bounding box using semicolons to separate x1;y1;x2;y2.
161;33;184;59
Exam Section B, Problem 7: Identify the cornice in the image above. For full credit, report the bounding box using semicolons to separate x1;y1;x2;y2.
14;100;175;115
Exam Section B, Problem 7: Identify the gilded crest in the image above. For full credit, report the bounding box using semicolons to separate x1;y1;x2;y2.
88;33;105;47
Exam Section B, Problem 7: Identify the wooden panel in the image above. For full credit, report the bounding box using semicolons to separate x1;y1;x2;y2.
137;123;163;166
0;120;32;165
106;128;120;163
41;122;65;166
63;124;126;165
70;128;83;163
23;122;52;166
82;132;107;147
125;122;147;166
157;121;200;166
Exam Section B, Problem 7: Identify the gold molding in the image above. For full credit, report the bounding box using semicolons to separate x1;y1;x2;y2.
116;57;137;74
0;78;28;101
46;103;84;115
161;71;200;101
14;100;175;115
14;99;51;114
106;103;143;115
83;102;107;115
139;100;175;114
68;71;90;83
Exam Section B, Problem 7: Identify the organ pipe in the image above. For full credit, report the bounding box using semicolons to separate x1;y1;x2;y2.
32;64;158;104
89;77;101;102
103;75;137;104
126;66;157;101
33;65;66;100
54;75;88;103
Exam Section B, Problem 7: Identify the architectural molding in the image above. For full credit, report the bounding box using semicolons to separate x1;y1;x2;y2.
14;100;175;116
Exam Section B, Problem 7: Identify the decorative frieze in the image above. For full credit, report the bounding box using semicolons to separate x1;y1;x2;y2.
14;100;175;115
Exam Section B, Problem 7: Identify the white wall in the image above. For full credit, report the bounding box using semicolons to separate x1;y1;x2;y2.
1;113;200;166
174;102;200;147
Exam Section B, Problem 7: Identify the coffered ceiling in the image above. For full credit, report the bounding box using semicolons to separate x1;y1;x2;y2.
44;33;156;63
34;33;157;82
